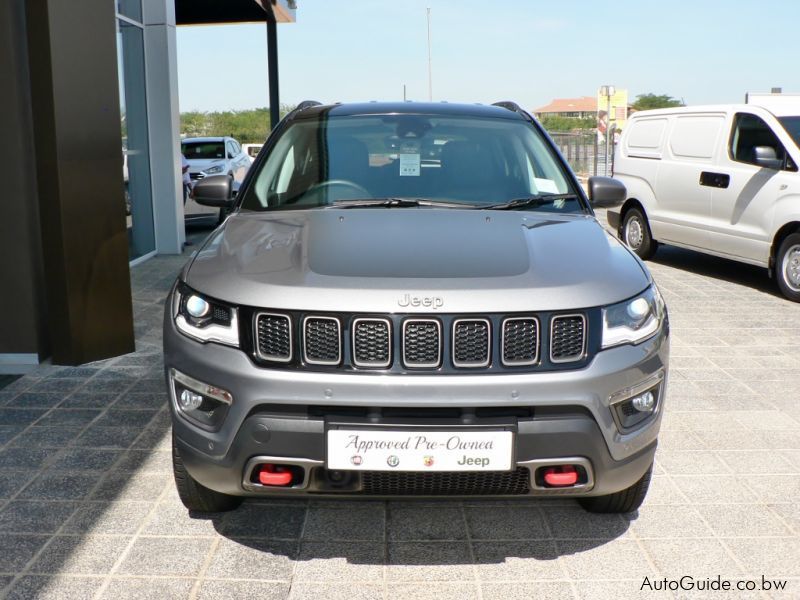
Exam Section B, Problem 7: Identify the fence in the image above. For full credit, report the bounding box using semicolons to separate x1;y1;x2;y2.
548;130;615;178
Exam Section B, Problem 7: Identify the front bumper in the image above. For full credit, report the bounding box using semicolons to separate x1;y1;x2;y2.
164;307;669;498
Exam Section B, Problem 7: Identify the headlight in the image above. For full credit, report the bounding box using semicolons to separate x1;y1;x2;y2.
204;164;224;175
602;285;665;349
174;283;239;347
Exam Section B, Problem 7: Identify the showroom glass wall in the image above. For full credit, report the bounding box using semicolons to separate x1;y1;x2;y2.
116;0;156;261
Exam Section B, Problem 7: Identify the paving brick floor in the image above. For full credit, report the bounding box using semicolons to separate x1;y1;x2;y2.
1;220;798;599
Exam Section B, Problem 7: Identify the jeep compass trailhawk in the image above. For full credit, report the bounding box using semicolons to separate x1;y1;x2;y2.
164;101;669;513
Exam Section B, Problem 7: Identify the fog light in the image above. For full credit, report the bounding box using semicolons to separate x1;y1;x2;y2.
179;389;204;411
611;384;660;432
170;369;233;431
631;391;655;412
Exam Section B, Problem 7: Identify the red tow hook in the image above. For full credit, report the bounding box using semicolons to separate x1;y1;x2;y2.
542;465;579;487
258;464;293;487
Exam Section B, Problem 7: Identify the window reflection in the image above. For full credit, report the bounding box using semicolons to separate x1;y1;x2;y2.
117;19;155;260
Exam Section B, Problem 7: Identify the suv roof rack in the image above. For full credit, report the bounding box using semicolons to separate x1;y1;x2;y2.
295;100;322;111
491;101;529;117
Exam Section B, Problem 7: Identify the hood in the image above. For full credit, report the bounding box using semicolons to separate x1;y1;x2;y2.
186;209;651;312
187;159;226;171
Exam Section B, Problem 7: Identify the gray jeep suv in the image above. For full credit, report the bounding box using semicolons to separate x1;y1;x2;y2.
164;101;669;513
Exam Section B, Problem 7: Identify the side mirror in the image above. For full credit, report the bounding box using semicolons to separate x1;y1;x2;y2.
753;146;782;169
193;174;235;208
588;176;626;208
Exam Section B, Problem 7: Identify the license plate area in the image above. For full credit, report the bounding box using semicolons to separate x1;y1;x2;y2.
326;429;514;472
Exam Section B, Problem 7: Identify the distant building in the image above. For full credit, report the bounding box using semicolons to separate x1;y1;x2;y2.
533;96;597;119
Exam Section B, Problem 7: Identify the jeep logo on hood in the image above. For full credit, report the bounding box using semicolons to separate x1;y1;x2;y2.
398;294;444;309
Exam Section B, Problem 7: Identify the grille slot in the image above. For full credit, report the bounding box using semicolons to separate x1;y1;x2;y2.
550;314;586;363
303;316;341;365
402;319;442;368
352;318;392;368
361;468;530;495
255;313;292;362
502;317;539;366
452;319;491;368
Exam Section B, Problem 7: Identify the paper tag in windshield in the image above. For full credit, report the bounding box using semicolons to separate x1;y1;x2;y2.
399;154;421;176
534;178;559;193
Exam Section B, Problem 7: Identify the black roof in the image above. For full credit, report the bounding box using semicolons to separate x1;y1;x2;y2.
293;102;527;121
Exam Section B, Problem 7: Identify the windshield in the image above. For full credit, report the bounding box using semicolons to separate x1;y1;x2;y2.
182;141;225;160
240;113;582;212
779;117;800;149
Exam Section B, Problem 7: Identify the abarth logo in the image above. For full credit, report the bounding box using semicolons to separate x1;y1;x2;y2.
398;293;444;309
387;455;400;467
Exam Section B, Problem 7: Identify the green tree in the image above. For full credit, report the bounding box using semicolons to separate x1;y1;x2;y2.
181;105;299;142
631;93;684;111
539;115;596;133
180;111;210;137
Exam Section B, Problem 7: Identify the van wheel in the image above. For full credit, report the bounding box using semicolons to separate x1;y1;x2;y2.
172;434;242;513
578;463;653;514
776;232;800;302
622;208;658;260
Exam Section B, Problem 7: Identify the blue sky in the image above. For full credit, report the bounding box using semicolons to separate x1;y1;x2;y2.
177;0;800;113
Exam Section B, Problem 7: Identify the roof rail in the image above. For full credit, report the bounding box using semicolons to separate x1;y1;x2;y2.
295;100;322;111
491;101;528;116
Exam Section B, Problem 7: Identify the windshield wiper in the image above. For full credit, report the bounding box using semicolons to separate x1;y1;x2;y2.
326;198;477;209
480;194;579;210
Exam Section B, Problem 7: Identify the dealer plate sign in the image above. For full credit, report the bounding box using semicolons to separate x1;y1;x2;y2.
327;430;513;472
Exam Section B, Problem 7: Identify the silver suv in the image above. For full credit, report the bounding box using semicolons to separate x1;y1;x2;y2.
164;101;669;514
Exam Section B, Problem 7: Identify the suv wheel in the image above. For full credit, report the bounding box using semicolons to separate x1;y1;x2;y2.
172;434;242;512
621;207;658;260
776;232;800;302
578;463;652;513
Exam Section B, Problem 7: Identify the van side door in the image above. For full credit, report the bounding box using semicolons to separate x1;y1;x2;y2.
708;112;795;265
653;113;726;250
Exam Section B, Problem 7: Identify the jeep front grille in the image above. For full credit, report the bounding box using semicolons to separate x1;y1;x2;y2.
352;318;392;368
255;313;292;362
303;317;341;365
550;315;586;363
502;317;539;366
402;319;442;368
452;319;491;368
250;310;594;372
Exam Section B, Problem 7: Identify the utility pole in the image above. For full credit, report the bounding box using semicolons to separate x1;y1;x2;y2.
426;8;433;101
266;10;280;130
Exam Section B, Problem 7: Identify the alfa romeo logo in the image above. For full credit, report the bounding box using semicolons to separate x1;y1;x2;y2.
387;455;400;468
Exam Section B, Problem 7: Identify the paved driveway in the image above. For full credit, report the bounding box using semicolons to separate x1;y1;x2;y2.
0;222;798;599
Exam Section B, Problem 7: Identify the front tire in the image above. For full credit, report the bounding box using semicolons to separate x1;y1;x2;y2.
621;207;658;260
172;434;242;512
578;463;652;513
776;232;800;302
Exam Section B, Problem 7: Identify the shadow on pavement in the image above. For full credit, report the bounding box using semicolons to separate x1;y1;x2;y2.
650;244;779;296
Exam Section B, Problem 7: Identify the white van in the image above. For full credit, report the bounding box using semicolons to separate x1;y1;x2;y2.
609;103;800;300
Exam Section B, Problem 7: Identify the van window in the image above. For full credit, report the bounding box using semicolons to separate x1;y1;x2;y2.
779;116;800;149
669;115;724;160
729;113;790;168
626;118;667;158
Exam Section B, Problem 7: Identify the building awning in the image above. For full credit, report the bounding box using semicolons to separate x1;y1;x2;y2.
175;0;296;25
